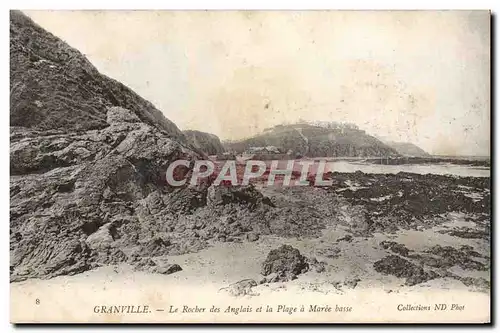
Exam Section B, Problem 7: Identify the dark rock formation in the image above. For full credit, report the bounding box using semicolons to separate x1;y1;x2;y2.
458;276;490;290
373;242;490;289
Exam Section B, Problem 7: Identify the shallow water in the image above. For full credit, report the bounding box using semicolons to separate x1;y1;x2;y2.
323;161;490;178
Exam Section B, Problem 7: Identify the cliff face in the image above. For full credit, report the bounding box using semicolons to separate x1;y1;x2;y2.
183;130;225;155
224;124;399;158
9;11;201;281
385;141;430;157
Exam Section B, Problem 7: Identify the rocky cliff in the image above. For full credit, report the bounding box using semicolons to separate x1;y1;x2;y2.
385;141;430;157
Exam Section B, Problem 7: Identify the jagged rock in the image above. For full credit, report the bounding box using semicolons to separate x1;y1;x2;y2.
438;227;490;240
10;112;199;281
261;245;309;280
140;237;172;257
307;257;327;273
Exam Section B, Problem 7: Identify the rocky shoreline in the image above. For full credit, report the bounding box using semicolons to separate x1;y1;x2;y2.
11;160;491;296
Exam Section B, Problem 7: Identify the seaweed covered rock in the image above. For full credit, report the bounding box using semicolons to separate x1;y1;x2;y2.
261;245;309;281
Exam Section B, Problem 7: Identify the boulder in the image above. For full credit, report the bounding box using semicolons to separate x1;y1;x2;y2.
261;245;309;280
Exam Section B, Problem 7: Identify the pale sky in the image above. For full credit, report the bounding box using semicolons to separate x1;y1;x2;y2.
24;10;490;156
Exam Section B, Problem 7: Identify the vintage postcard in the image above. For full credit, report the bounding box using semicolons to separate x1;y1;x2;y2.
9;10;491;323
